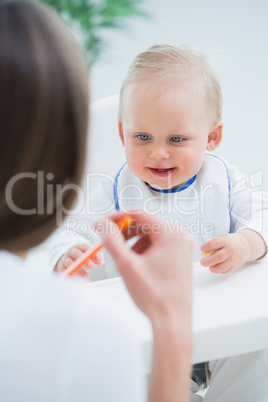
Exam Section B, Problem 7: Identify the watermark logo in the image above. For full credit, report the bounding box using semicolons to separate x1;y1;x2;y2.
4;169;266;234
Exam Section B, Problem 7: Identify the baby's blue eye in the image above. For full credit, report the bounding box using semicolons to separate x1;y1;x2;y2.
170;136;183;143
138;134;150;141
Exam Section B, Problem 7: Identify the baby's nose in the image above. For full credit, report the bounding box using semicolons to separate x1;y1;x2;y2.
150;146;170;160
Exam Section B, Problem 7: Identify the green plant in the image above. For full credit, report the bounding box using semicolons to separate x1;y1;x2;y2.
40;0;147;64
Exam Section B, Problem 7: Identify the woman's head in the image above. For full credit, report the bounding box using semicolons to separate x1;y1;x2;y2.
0;0;89;252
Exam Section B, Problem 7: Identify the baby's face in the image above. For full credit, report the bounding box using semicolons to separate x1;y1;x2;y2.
119;80;220;190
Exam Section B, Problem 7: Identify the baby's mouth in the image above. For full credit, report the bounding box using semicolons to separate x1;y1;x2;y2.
148;167;175;177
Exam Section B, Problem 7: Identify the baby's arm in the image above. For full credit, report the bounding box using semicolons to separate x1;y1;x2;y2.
200;230;266;273
49;175;116;277
54;243;104;279
201;161;268;273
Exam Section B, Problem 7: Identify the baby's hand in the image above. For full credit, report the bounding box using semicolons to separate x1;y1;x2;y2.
54;243;104;279
200;233;250;274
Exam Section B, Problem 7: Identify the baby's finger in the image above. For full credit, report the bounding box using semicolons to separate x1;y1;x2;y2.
64;250;93;277
73;245;104;266
75;243;92;253
209;259;232;274
64;257;75;268
64;257;90;276
72;243;104;265
200;242;214;253
201;237;225;253
90;251;105;265
75;267;91;279
200;249;227;267
70;259;94;274
69;247;84;260
83;260;95;270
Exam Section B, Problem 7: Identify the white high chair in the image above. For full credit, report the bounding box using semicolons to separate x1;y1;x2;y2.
86;95;126;175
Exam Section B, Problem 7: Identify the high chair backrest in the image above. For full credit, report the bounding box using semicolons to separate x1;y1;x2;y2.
86;95;126;175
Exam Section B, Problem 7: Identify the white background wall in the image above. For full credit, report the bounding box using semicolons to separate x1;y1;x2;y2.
89;0;268;190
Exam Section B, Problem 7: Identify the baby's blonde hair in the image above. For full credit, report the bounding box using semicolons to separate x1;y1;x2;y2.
119;44;222;122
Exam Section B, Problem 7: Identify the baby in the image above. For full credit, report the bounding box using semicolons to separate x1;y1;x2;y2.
52;44;267;277
50;44;268;401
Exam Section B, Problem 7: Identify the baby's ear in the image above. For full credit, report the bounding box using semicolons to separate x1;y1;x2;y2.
206;121;223;151
118;121;125;147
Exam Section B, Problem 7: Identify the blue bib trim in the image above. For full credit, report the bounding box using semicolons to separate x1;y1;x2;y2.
113;162;127;211
145;175;197;193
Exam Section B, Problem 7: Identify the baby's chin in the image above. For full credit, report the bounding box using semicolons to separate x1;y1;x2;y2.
144;177;191;191
144;180;184;191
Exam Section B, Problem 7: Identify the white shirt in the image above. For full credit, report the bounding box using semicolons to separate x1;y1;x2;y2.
0;251;145;402
49;154;268;277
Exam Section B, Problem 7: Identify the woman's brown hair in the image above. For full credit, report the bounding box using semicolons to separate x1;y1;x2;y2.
0;0;89;252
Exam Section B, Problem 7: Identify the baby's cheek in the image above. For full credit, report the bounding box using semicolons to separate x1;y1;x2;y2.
182;152;203;176
125;147;135;163
129;161;144;179
177;157;192;175
127;150;144;172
